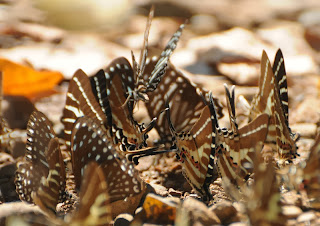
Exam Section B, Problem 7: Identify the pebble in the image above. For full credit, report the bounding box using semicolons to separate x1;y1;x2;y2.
149;183;168;197
282;205;302;218
210;200;239;224
181;197;221;225
297;211;316;223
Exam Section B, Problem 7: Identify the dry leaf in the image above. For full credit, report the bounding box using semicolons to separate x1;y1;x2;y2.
0;58;63;100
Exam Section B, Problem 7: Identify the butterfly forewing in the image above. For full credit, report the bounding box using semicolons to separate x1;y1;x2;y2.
146;23;185;93
249;50;298;164
62;69;108;149
224;84;238;134
250;51;275;119
71;116;146;202
15;111;66;214
104;58;147;148
145;56;223;146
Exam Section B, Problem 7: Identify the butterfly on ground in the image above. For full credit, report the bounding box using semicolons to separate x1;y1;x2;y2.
165;91;219;201
15;110;66;215
213;84;269;186
249;49;299;165
62;7;185;156
70;115;146;217
143;49;224;147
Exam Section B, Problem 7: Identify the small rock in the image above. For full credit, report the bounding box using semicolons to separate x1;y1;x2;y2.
297;211;316;223
190;14;219;35
292;97;320;124
0;153;14;165
290;123;317;138
210;200;239;224
282;205;302;218
229;222;247;226
299;9;320;27
149;183;168;197
182;197;221;225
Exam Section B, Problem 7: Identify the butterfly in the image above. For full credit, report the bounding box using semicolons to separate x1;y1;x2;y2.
15;110;66;214
143;52;224;147
70;115;146;207
63;7;184;156
165;92;218;201
213;85;269;185
249;50;299;165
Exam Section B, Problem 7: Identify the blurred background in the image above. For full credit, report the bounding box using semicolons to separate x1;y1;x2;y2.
0;0;320;133
1;0;319;76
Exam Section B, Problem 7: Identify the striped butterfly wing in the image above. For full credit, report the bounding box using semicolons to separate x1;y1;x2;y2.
104;58;148;148
71;116;146;202
249;51;298;164
273;49;300;143
166;95;218;200
145;56;223;146
88;11;185;149
143;23;185;93
90;57;147;151
215;86;269;184
15;111;66;214
62;69;109;150
249;51;275;120
131;6;185;98
70;162;112;225
272;49;289;126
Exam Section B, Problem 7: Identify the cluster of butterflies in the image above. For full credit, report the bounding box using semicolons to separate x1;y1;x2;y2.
11;7;320;225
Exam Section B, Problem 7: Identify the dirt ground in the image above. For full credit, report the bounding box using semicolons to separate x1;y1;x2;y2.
0;0;320;225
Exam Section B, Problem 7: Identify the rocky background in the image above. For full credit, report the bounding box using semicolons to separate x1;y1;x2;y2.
0;0;320;225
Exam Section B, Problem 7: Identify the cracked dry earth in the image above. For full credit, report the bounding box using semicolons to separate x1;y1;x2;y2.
1;1;320;225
